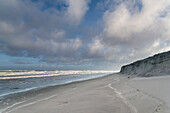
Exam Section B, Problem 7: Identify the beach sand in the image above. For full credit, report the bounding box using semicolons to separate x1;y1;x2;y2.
2;74;169;113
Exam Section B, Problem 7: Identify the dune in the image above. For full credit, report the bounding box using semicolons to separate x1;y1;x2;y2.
120;50;170;77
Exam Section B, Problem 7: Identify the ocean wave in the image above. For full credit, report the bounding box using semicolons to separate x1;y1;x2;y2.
0;70;114;80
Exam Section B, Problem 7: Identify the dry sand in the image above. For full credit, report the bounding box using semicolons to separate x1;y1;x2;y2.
129;76;170;113
2;74;169;113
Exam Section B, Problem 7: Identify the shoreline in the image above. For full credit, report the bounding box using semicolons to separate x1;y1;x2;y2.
0;73;114;112
0;72;113;98
1;73;169;113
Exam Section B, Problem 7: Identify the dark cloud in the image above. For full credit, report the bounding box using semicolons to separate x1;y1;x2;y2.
0;0;84;63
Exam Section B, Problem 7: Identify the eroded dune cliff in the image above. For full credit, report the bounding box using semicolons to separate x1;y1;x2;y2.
120;51;170;77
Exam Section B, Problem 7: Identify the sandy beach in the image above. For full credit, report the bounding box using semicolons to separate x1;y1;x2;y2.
2;74;169;113
1;0;170;113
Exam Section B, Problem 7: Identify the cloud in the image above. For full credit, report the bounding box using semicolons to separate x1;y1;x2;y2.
87;0;170;64
13;60;34;64
0;0;170;70
66;0;90;25
103;0;170;39
87;37;105;58
0;0;83;63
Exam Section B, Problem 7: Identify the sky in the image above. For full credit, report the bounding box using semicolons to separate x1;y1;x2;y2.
0;0;170;70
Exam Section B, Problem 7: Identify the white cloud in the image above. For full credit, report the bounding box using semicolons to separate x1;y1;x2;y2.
87;37;104;55
103;0;170;39
71;37;82;50
88;0;170;64
66;0;90;25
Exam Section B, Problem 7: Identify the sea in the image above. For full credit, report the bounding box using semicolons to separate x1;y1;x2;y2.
0;70;114;112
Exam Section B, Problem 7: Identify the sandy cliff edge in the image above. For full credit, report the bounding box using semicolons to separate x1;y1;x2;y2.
120;51;170;77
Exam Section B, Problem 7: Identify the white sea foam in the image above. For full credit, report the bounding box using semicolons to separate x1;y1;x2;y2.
0;70;115;79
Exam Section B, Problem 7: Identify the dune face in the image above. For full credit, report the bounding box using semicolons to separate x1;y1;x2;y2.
120;51;170;77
